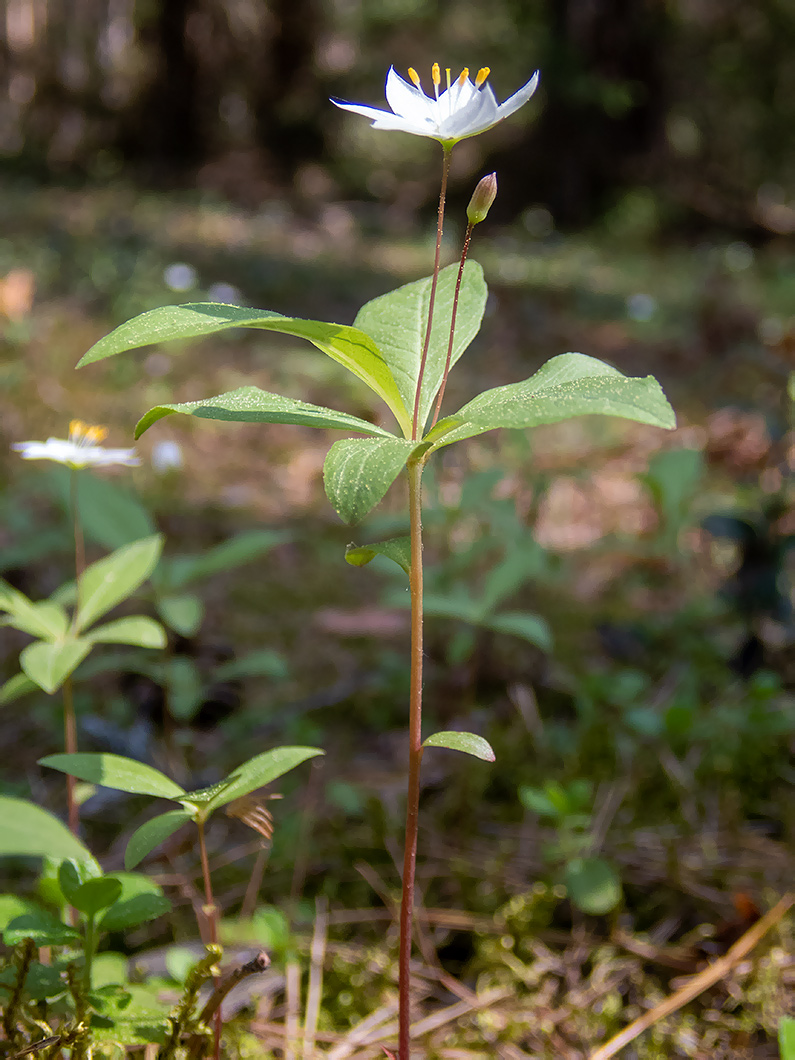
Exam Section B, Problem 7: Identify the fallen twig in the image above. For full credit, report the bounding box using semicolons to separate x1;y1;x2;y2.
589;894;794;1060
303;896;330;1058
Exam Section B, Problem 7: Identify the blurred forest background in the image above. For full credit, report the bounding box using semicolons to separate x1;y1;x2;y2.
1;0;795;231
1;1;795;1055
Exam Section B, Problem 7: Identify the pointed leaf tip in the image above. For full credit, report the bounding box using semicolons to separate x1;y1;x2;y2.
78;303;411;436
39;752;186;800
422;731;495;761
345;537;411;575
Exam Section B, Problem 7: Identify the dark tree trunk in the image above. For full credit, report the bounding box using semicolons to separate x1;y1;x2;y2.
119;0;204;175
250;0;324;182
494;0;670;226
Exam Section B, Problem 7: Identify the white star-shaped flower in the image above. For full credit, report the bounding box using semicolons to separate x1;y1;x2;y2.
332;64;540;146
13;419;140;469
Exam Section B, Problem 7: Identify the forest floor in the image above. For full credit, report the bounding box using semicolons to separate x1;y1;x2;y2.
0;178;793;1057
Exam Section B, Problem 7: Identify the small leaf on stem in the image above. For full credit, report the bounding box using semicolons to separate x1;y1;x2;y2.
345;537;412;575
422;731;496;761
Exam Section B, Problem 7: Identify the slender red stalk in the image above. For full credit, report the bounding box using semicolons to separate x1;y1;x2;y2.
430;221;474;431
62;679;79;835
64;469;85;837
398;455;426;1059
412;146;452;440
197;819;222;1060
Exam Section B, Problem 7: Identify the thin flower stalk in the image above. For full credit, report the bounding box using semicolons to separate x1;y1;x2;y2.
430;221;473;431
399;453;427;1059
412;145;452;439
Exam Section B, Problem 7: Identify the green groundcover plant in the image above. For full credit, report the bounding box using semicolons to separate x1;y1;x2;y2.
0;61;675;1057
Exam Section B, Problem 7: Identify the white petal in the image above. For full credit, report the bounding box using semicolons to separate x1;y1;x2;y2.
437;88;494;138
13;438;76;462
384;66;434;122
370;114;434;135
331;99;395;122
447;75;479;111
86;448;141;467
495;70;540;121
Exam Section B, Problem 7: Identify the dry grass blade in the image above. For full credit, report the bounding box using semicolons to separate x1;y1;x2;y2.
285;959;302;1060
589;893;794;1060
336;986;513;1056
325;1005;399;1059
303;895;329;1058
408;987;512;1038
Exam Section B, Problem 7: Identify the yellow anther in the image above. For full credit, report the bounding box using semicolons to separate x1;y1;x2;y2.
408;67;422;89
69;420;107;444
432;63;441;86
475;67;490;87
457;67;470;86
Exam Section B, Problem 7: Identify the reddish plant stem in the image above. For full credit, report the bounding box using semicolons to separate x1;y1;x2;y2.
412;146;452;440
65;469;85;838
71;470;85;612
197;819;222;1060
62;679;79;836
429;221;474;431
398;455;426;1059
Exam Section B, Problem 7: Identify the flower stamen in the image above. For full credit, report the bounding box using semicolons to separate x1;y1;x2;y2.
69;420;108;446
475;67;490;88
408;67;422;90
446;68;451;90
432;62;441;100
457;67;469;87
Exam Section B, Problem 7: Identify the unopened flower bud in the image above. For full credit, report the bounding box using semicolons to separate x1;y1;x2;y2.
467;172;497;225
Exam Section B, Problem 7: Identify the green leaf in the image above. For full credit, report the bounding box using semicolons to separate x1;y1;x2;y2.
0;896;35;931
324;436;417;524
484;612;553;651
0;959;66;1000
156;593;203;636
518;786;558;818
46;466;155;549
422;731;495;761
21;638;92;694
99;873;171;929
77;302;411;435
189;746;323;816
0;582;69;640
480;548;546;612
213;650;289;682
779;1017;795;1060
39;753;186;800
71;877;124;918
355;261;487;431
345;536;412;575
0;798;95;862
422;589;481;623
57;858;103;907
163;656;204;722
85;616;167;649
423;415;465;445
134;385;393;441
0;672;37;705
434;353;676;449
76;534;164;631
163;530;287;589
124;809;193;870
4;908;81;947
564;857;623;915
